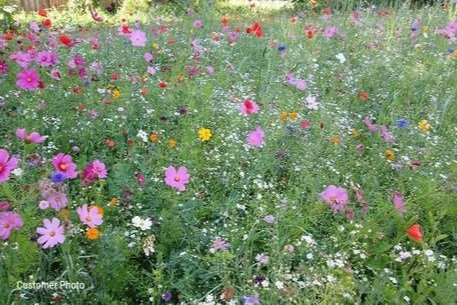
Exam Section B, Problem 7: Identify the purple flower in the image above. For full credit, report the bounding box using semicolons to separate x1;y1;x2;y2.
323;26;339;38
255;253;269;265
241;294;261;305
210;238;230;253
162;292;172;302
392;191;406;215
164;166;190;192
0;149;19;184
36;218;65;248
130;29;147;47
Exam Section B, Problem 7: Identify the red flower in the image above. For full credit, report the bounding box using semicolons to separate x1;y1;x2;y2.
358;92;369;100
111;73;120;80
407;224;423;243
247;22;263;38
37;9;47;17
59;35;72;47
300;120;311;129
159;81;167;88
221;17;229;25
42;19;52;28
323;7;332;15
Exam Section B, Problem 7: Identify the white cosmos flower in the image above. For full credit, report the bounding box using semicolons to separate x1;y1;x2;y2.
132;216;152;231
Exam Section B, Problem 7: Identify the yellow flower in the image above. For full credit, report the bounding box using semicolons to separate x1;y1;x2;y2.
450;51;457;59
168;139;177;148
112;88;121;99
109;197;118;207
58;209;70;219
152;42;159;49
86;228;100;240
351;129;360;137
289;112;298;119
280;112;288;120
331;135;340;145
418;120;430;132
198;128;212;141
385;149;395;161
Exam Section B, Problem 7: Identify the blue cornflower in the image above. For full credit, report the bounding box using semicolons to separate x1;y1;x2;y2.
396;118;409;128
51;172;67;183
162;292;172;302
277;45;286;52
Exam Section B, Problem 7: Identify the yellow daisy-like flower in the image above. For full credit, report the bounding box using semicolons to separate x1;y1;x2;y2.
351;129;360;137
112;88;121;99
280;112;288;120
289;112;298;119
152;42;159;49
385;149;395;161
168;139;177;148
198;128;212;141
331;135;340;145
418;120;430;133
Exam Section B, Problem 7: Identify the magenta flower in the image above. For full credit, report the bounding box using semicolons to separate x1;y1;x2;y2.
392;190;406;215
36;218;65;248
16;68;40;90
246;127;265;147
52;153;78;179
164;166;190;192
130;29;147;47
295;79;307;90
77;204;103;228
320;185;349;213
15;128;47;144
47;191;68;211
81;160;107;185
0;149;19;184
0;212;23;240
0;60;8;75
239;99;260;115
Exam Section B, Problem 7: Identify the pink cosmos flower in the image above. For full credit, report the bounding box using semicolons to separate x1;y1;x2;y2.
295;79;307;90
81;160;107;185
320;185;349;213
10;51;33;69
77;204;103;228
15;128;47;144
36;218;65;248
50;69;61;80
0;212;23;240
52;153;78;179
193;20;203;28
323;26;339;38
35;51;59;67
0;149;19;184
164;166;190;192
16;68;41;90
246;127;265;147
285;72;297;85
47;191;68;211
209;238;230;253
392;190;405;215
239;99;260;115
144;52;154;62
130;29;147;47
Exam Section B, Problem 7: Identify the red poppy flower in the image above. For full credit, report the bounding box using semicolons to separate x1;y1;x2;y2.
300;120;311;129
251;22;263;37
4;30;15;41
111;73;120;80
159;81;167;88
42;19;52;28
121;25;132;34
221;17;229;25
323;7;332;15
407;224;423;243
59;35;72;47
37;9;47;17
358;92;369;100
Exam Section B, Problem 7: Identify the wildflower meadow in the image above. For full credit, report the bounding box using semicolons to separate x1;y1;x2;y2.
0;0;457;304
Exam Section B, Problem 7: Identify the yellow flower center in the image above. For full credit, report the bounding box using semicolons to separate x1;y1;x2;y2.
59;164;67;170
